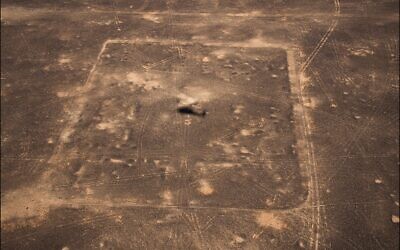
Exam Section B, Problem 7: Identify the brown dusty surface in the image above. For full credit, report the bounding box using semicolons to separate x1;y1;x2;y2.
1;1;399;249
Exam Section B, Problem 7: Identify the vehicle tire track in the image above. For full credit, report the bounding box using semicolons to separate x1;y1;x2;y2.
301;0;341;73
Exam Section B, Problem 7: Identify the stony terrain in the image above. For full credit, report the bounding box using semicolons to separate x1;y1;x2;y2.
1;0;399;249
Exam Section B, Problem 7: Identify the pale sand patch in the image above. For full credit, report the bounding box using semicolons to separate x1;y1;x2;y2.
1;185;64;223
58;57;72;64
142;13;161;23
126;72;161;91
162;190;173;204
96;121;117;132
198;180;214;196
255;212;286;230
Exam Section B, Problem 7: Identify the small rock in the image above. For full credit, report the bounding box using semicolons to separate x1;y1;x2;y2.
266;198;274;206
271;74;278;79
232;235;245;244
240;147;250;154
298;239;306;248
374;179;382;184
110;158;124;164
240;129;252;136
392;215;399;223
354;115;361;120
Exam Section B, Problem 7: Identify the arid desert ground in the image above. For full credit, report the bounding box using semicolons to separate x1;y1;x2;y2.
1;0;399;249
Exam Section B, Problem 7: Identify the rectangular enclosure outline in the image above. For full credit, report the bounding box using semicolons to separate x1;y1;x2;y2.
49;38;312;212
